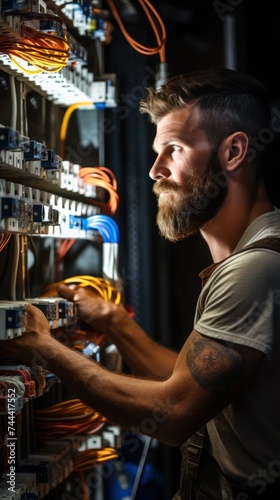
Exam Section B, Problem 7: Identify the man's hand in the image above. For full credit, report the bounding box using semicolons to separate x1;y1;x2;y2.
57;284;128;336
0;303;53;364
57;284;179;379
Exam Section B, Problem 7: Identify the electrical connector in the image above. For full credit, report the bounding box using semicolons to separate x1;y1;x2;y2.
82;342;101;362
32;204;59;226
24;140;47;161
0;302;27;340
1;197;25;219
40;150;58;169
25;299;59;328
0;127;20;149
155;62;168;90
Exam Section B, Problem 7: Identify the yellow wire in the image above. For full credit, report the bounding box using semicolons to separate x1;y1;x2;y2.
59;102;93;158
41;275;123;305
9;55;62;74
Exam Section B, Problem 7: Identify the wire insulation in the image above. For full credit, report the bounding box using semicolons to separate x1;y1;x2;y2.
79;167;119;215
41;274;123;304
0;24;70;74
104;0;166;62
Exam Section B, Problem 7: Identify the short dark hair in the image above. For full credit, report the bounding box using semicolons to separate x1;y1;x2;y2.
139;67;272;164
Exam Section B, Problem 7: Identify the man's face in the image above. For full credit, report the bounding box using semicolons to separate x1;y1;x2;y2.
153;149;228;241
149;107;228;241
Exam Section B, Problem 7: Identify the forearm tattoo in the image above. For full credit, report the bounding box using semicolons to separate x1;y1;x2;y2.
186;333;244;392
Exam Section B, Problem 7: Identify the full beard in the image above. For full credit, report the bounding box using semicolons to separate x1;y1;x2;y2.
153;150;228;241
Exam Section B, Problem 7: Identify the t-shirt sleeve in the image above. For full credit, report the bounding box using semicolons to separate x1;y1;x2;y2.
194;249;280;357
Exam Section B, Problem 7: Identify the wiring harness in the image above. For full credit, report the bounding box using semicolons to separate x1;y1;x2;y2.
41;274;122;304
80;166;119;216
84;214;120;242
34;398;106;440
73;447;119;471
0;16;70;74
0;234;11;252
104;0;166;64
59;103;120;214
34;399;119;477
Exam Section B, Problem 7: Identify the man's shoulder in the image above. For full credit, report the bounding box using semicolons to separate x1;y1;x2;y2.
199;237;280;287
235;208;280;251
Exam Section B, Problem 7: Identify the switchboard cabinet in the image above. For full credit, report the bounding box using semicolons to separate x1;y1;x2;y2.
0;2;123;498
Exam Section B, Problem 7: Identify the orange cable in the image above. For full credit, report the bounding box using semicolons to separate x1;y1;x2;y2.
73;448;119;472
34;399;107;440
79;167;119;215
104;0;166;62
0;24;70;73
55;238;76;276
0;234;11;252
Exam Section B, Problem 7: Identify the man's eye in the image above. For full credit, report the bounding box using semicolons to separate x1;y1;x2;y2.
172;145;181;152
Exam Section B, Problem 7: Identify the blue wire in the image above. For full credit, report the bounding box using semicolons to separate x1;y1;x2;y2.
86;215;120;243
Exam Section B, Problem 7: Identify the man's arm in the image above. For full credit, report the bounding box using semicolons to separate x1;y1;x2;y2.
0;304;263;447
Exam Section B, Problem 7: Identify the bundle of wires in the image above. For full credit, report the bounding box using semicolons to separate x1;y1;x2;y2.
0;17;70;74
85;215;120;243
73;447;119;472
41;274;122;304
34;398;106;441
40;275;123;349
54;216;119;277
83;214;121;283
59;108;120;216
0;233;11;252
55;238;76;277
79;167;119;216
104;0;166;64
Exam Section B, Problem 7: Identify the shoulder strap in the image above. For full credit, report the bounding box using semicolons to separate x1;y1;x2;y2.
240;236;280;253
200;237;280;288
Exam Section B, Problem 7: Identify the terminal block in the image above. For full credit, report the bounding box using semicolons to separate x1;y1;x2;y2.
25;299;59;329
24;140;47;161
0;301;27;340
0;127;20;149
32;204;59;226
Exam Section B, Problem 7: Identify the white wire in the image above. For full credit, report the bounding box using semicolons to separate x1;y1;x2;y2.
9;75;17;131
10;234;20;301
130;436;152;500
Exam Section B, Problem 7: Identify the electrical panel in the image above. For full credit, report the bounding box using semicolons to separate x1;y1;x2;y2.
0;0;168;496
0;1;124;498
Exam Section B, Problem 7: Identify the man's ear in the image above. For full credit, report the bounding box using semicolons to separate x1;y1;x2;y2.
219;131;249;173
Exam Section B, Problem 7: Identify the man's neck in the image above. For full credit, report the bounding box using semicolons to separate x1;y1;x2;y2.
200;192;274;263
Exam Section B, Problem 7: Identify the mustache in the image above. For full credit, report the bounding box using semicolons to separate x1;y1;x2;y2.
153;180;181;195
